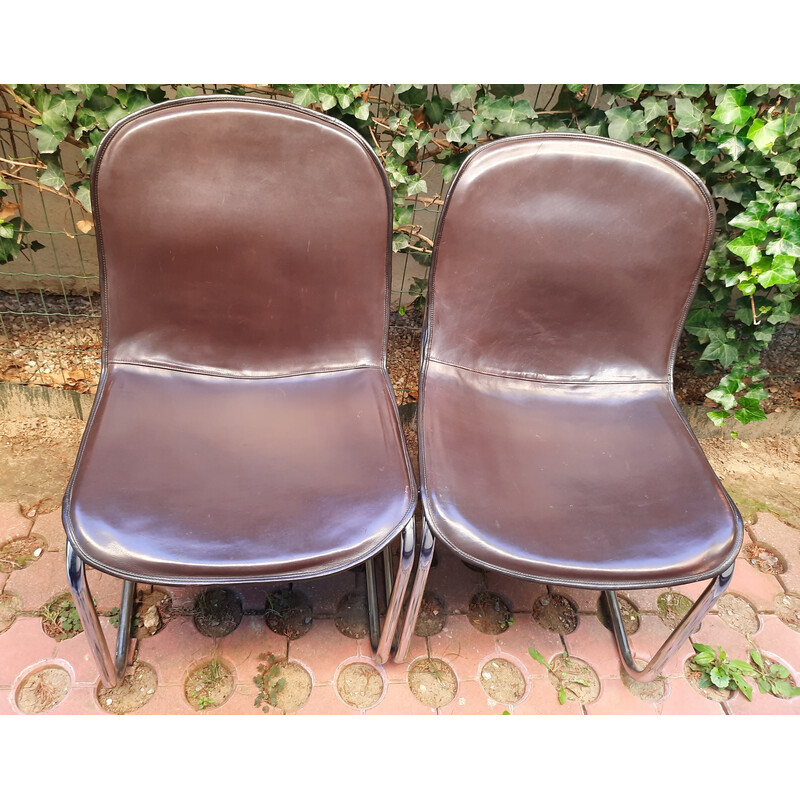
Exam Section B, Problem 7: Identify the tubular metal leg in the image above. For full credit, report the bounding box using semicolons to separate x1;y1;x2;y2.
375;518;415;664
365;557;381;652
66;540;137;688
382;547;394;608
394;517;435;663
605;565;734;683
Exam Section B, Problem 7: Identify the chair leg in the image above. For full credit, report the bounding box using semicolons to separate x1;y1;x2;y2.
604;565;734;683
66;540;137;688
374;518;416;664
365;557;381;651
394;517;436;663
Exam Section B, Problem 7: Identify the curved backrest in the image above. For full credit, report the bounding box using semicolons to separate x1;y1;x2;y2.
92;97;392;376
426;134;715;383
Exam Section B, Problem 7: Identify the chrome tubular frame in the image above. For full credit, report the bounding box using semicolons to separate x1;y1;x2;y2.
394;517;436;663
604;565;734;684
66;540;136;688
374;517;416;664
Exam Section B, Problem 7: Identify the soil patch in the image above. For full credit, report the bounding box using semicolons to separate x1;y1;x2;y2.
683;658;732;702
16;665;71;714
621;658;668;703
254;657;312;713
414;592;447;637
741;542;787;575
184;657;235;711
0;591;22;633
408;657;458;708
547;654;601;704
775;594;800;633
387;308;423;405
716;593;760;635
657;591;693;631
334;591;369;639
0;416;85;514
597;594;640;636
193;587;242;638
0;533;46;572
701;435;800;529
532;592;579;635
264;588;313;640
336;662;384;709
468;590;514;635
40;591;83;641
479;658;526;705
97;661;158;714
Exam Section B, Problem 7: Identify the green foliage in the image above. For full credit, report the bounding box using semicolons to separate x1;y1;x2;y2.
253;652;287;713
529;647;590;705
39;594;84;641
691;642;800;700
2;83;799;426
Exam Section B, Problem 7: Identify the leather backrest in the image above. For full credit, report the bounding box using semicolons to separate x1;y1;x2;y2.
426;134;715;382
92;97;392;376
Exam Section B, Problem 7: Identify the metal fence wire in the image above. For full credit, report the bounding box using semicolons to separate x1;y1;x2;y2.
0;84;565;406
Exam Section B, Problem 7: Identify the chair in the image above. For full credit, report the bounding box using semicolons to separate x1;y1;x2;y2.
63;96;417;687
396;133;743;681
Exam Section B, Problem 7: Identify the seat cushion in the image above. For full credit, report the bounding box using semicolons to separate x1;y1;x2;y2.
419;361;742;589
64;364;415;584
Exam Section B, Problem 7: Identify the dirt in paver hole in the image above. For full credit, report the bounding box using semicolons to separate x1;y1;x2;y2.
597;594;640;636
716;593;760;635
683;658;732;702
775;594;800;632
264;588;313;640
741;542;787;575
334;590;370;639
0;591;22;632
408;657;458;708
39;591;83;641
0;534;46;572
532;592;579;635
414;592;447;636
621;658;668;704
184;657;235;711
193;587;242;638
97;661;158;714
468;590;514;634
16;665;71;714
336;663;384;709
656;591;693;631
259;659;312;713
480;658;526;705
547;654;601;704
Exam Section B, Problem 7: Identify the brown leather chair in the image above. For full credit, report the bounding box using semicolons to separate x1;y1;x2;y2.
63;96;417;687
396;133;743;680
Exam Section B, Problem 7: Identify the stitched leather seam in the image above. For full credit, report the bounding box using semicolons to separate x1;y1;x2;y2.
108;359;382;380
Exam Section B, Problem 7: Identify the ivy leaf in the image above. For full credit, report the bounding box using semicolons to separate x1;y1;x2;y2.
705;388;737;410
353;101;370;121
618;84;645;100
707;410;731;426
747;116;785;153
31;124;65;154
424;96;451;124
397;86;428;106
317;85;338;111
757;255;797;287
692;140;717;164
674;98;705;135
730;202;770;232
0;222;14;239
712;88;756;126
727;229;767;266
38;155;65;190
605;107;645;142
766;229;800;258
642;96;668;123
771;150;799;176
40;93;80;134
489;84;524;97
450;84;476;104
73;182;92;212
441;155;464;183
392;232;409;252
392;136;416;158
700;335;739;368
176;86;195;99
717;133;748;160
734;396;767;424
290;85;320;107
404;176;427;196
443;112;470;143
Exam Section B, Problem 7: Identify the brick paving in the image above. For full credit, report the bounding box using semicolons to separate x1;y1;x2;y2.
2;501;799;715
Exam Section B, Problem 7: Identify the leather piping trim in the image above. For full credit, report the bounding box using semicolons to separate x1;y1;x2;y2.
63;96;417;583
417;133;735;591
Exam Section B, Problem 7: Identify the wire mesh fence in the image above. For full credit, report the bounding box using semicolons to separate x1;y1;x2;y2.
0;84;561;407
